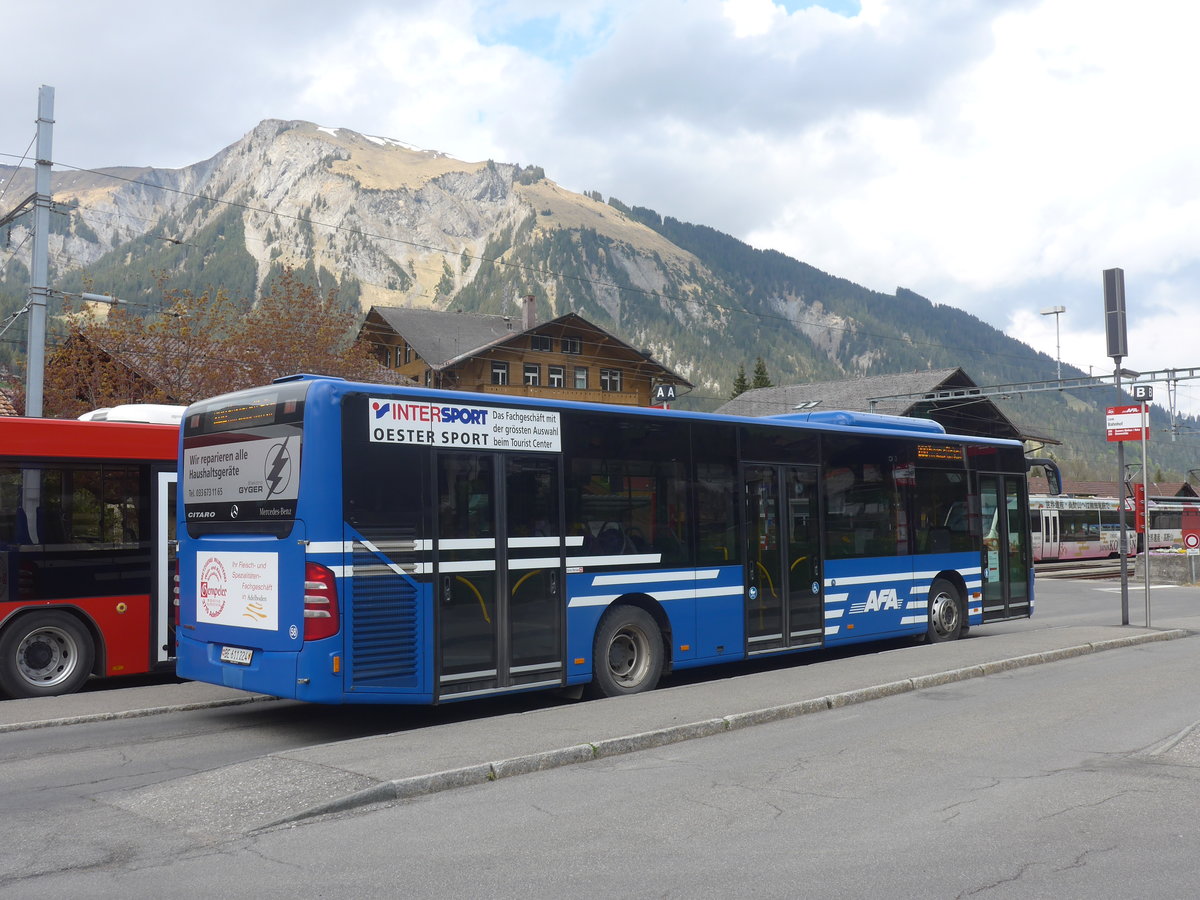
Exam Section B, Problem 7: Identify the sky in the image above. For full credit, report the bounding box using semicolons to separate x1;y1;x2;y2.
3;0;1200;417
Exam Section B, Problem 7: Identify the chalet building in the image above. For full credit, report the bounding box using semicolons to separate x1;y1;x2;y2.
45;331;197;409
358;300;692;407
716;367;1054;445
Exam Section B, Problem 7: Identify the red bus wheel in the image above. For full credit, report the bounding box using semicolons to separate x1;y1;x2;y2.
0;612;95;698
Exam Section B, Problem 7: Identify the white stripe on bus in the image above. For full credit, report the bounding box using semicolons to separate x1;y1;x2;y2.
568;584;743;608
566;553;662;568
590;569;720;586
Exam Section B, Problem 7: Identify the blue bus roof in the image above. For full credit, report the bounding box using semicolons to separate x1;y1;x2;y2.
251;373;1022;449
768;410;946;434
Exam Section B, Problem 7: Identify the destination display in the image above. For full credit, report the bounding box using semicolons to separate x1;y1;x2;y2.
916;442;964;462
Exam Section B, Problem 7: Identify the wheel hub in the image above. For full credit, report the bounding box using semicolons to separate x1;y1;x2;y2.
18;630;73;684
24;639;55;672
931;593;960;635
609;635;637;676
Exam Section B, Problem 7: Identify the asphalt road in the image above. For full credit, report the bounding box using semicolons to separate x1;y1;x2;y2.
2;578;1198;897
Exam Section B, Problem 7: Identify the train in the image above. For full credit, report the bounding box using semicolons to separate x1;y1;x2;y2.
1029;494;1196;562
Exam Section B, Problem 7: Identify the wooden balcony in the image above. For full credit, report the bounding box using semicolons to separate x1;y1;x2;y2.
469;383;645;407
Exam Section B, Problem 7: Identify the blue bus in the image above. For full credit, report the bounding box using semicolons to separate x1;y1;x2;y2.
175;374;1048;704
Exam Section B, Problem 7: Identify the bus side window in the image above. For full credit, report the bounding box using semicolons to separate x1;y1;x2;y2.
564;414;693;566
0;468;19;543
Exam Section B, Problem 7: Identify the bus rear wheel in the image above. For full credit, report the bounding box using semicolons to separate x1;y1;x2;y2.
926;579;964;643
587;606;664;698
0;611;95;698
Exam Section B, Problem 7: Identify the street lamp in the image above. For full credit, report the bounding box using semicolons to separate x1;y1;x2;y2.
1040;305;1066;381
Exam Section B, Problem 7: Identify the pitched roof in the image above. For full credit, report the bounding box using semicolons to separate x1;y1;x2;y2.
365;307;517;370
715;367;1047;443
49;331;217;404
1027;477;1200;499
717;368;968;418
362;306;693;386
52;328;409;408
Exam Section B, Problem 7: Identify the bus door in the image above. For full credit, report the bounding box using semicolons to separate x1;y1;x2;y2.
435;452;564;700
743;464;822;653
980;474;1031;620
153;469;177;664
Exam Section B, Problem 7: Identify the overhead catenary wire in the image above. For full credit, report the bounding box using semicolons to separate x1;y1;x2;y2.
0;135;37;209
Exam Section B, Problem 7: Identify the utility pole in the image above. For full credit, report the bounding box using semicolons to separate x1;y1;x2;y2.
1040;305;1065;381
24;85;54;418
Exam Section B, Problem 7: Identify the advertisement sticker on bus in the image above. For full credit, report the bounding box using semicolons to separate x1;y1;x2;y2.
184;434;301;521
368;398;561;452
197;552;279;630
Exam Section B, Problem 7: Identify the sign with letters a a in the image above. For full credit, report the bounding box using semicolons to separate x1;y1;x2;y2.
652;384;677;404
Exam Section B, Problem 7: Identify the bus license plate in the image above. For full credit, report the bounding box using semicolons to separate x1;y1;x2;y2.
220;646;253;665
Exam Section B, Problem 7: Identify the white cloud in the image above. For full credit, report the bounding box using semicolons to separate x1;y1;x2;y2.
3;0;1200;416
722;0;789;37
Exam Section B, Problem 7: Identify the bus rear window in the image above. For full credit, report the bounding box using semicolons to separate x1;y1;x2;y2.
182;384;308;537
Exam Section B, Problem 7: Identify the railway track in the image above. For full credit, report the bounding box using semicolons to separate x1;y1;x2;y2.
1035;559;1123;580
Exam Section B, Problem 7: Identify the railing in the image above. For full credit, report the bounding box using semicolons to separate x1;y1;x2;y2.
469;383;644;406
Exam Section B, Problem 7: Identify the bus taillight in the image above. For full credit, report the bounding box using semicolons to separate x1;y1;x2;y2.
303;562;340;641
172;562;180;626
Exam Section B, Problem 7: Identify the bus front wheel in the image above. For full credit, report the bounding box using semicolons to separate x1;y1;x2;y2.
0;611;96;698
588;606;664;698
926;579;964;643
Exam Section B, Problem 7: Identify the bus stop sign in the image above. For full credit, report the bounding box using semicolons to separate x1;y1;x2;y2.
1106;405;1148;442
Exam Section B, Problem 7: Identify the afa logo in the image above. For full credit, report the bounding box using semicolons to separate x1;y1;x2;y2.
850;587;902;615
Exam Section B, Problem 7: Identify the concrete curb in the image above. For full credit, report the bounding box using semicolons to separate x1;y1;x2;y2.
0;693;276;735
263;628;1190;830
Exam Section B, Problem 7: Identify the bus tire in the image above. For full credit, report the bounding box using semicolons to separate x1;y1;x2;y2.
926;578;964;643
0;611;96;699
587;605;664;698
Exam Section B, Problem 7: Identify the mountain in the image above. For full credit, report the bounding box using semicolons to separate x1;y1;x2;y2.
1;119;1196;479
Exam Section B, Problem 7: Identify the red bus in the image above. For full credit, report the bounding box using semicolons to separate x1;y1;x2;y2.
0;413;179;698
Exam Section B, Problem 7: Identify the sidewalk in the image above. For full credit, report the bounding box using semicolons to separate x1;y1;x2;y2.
270;621;1194;825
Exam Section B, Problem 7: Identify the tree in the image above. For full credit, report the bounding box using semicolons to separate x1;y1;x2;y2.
730;364;749;399
750;357;773;389
238;267;383;384
39;267;393;417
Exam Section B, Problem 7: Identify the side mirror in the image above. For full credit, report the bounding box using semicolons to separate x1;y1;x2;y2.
1026;457;1062;495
